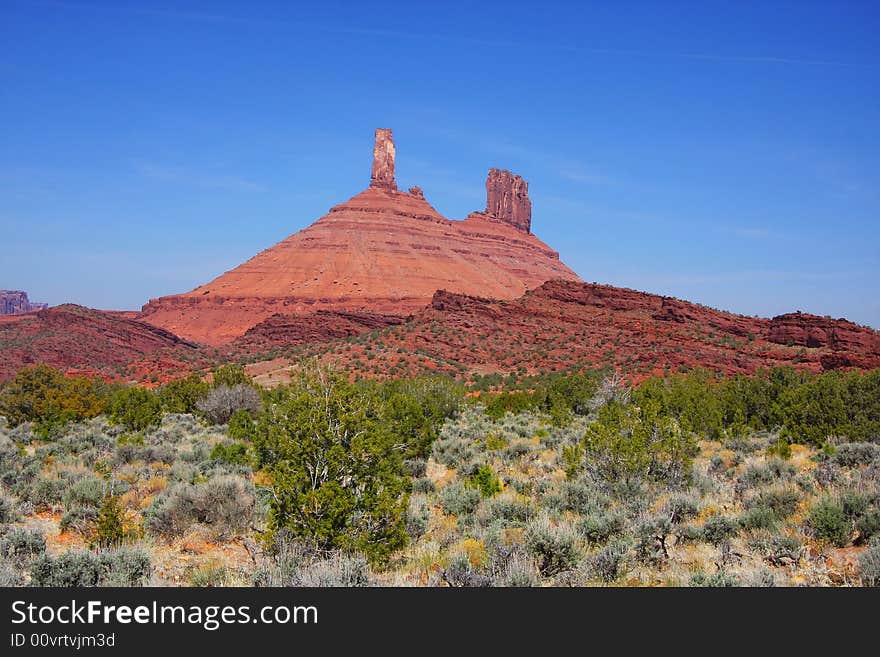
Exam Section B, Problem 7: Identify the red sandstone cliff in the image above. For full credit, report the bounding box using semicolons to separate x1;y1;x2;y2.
139;129;580;345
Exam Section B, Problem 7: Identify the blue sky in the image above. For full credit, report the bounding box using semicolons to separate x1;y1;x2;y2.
1;0;878;327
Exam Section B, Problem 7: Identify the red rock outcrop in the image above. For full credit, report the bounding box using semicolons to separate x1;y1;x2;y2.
370;128;397;190
232;310;407;351
768;311;880;354
139;130;580;345
245;280;879;384
485;168;532;233
1;290;48;315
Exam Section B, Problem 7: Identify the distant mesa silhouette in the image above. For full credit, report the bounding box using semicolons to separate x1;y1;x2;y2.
0;290;47;315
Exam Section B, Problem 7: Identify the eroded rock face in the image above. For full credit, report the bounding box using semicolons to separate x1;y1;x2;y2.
485;168;531;233
370;128;397;190
768;312;880;354
0;290;47;315
139;129;578;344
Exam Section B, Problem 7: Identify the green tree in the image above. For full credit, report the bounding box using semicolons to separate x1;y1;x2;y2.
109;386;162;432
577;398;697;485
158;374;209;414
254;367;409;565
0;365;109;433
211;364;252;389
92;495;125;548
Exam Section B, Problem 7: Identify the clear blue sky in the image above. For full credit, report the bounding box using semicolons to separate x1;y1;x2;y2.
2;1;878;327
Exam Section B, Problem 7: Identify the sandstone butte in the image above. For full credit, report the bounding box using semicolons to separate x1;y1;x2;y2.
138;128;580;345
0;290;47;315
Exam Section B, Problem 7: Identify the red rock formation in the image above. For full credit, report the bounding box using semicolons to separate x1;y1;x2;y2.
768;311;880;354
0;304;198;381
233;310;407;351
0;290;48;315
485;168;532;233
139;130;579;345
370;128;397;190
263;280;879;382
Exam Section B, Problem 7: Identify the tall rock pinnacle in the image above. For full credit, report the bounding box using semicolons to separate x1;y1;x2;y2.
370;128;397;190
485;168;531;233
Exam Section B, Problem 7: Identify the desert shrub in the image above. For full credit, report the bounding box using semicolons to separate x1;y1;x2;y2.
109;386;162;432
62;476;108;510
860;544;880;587
857;509;880;543
60;507;98;534
290;554;372;587
467;464;502;497
665;494;700;523
497;553;540;587
0;496;16;524
738;460;795;490
703;515;738;546
188;562;229;587
589;540;629;583
524;517;581;576
0;528;46;562
26;476;66;509
807;496;849;547
405;496;430;539
480;497;535;526
739;506;778;531
115;442;176;465
503;440;533;462
748;486;801;519
743;567;777;587
748;533;802;564
636;515;674;563
197;385;262;425
840;490;872;520
675;523;704;544
832;443;880;468
441;554;492;587
689;570;740;587
30;548;151;587
813;461;841;488
412;477;435;494
0;556;24;586
578;510;624;545
432;419;481;467
403;458;427;478
98;548;152;586
708;454;729;476
545;480;607;514
146;475;255;540
441;482;481;517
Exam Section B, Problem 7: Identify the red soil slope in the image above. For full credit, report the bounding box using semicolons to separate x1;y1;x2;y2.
0;304;199;381
241;280;880;383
